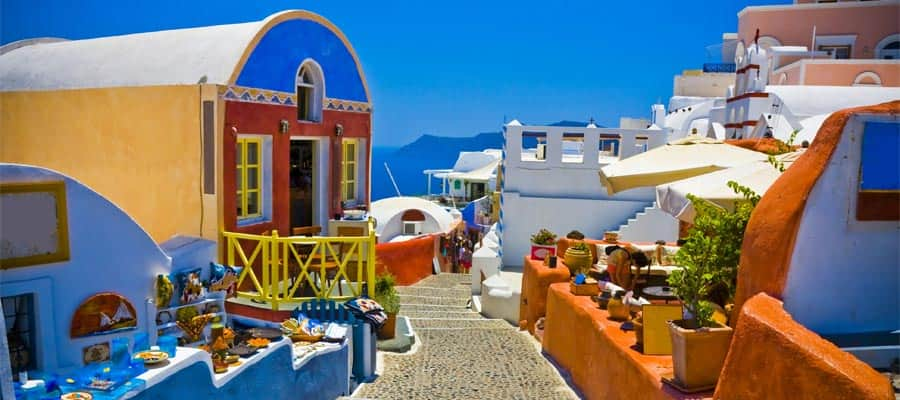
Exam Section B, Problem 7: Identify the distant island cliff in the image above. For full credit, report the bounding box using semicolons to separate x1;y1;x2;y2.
372;132;503;200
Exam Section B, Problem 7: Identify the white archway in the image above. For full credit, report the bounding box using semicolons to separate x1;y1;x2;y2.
874;33;900;60
756;36;781;52
853;71;882;87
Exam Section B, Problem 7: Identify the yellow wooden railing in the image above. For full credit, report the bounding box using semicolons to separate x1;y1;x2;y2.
222;218;376;310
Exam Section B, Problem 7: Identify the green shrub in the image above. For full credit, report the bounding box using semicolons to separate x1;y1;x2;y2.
374;273;400;314
531;229;557;245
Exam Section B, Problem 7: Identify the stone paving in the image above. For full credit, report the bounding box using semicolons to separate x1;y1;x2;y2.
353;273;580;400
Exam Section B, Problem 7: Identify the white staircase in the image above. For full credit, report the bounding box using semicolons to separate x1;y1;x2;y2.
614;203;679;243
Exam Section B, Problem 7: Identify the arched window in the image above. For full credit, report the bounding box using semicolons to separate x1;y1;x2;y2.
778;73;788;85
853;71;882;87
296;60;324;122
875;34;900;60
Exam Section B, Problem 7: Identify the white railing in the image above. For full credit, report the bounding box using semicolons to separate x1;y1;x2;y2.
504;124;667;169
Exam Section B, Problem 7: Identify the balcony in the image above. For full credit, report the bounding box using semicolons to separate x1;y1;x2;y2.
702;63;736;73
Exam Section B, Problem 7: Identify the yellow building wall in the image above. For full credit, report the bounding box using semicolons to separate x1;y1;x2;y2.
0;85;203;243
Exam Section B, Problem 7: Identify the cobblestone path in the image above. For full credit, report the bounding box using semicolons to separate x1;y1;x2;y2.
351;273;580;400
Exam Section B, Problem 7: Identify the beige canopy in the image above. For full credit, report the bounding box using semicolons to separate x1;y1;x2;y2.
598;136;769;195
655;151;804;223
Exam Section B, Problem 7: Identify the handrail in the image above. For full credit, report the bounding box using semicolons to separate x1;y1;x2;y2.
223;217;377;310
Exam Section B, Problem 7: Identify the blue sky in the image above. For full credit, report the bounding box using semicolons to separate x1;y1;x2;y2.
1;0;788;146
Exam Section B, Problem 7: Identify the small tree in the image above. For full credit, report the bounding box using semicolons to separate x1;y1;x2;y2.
667;182;759;327
374;273;400;314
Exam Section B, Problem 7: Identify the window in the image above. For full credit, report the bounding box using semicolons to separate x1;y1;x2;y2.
818;45;851;59
4;294;36;377
236;137;262;219
296;61;323;122
521;131;547;161
599;137;620;158
561;133;584;163
875;34;900;60
341;139;358;203
857;121;899;221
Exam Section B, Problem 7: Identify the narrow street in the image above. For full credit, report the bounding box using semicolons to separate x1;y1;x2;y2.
352;273;579;400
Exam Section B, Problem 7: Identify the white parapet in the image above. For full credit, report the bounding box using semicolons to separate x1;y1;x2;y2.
471;245;501;295
479;272;522;325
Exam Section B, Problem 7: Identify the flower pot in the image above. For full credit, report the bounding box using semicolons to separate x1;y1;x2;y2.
667;319;734;390
530;244;556;261
378;312;397;340
564;246;592;276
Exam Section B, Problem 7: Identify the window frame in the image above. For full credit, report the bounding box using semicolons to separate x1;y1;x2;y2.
341;138;358;204
236;137;263;220
296;60;325;123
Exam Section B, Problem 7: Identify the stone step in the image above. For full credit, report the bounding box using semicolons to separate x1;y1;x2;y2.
398;295;469;307
396;286;470;298
415;273;472;288
401;310;483;320
397;303;470;313
409;318;511;330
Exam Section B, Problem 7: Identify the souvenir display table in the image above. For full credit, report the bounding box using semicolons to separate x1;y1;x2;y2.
127;338;350;400
542;283;712;400
519;256;570;334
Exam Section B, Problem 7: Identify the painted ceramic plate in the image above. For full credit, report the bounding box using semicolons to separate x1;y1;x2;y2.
62;392;94;400
228;344;258;357
134;350;169;364
249;327;284;340
247;337;270;348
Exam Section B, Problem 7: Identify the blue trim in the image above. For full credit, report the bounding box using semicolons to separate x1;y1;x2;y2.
236;19;368;102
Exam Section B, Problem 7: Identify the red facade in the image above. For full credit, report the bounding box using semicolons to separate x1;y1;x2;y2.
223;100;372;235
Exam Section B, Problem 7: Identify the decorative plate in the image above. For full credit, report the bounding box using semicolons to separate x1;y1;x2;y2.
61;392;94;400
134;350;169;364
228;344;258;357
247;337;270;348
249;327;284;340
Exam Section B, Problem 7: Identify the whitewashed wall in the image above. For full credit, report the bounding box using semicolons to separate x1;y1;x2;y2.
500;192;651;267
616;205;679;244
783;114;900;335
0;164;173;369
499;124;668;267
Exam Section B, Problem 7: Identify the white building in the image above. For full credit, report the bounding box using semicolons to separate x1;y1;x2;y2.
423;150;501;203
497;121;677;268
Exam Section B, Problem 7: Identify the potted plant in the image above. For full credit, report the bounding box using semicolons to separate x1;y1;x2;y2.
564;241;592;276
665;187;756;390
530;228;557;260
566;230;585;240
374;273;401;340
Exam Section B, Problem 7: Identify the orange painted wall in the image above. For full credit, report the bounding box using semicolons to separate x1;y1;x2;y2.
519;256;570;333
374;235;435;286
739;3;898;60
803;62;900;86
714;293;893;400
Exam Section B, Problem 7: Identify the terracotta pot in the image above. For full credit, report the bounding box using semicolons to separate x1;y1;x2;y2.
378;312;397;340
564;246;592;276
530;244;556;261
667;319;734;389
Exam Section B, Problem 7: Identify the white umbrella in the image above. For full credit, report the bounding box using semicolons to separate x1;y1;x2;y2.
598;136;770;195
656;151;804;223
